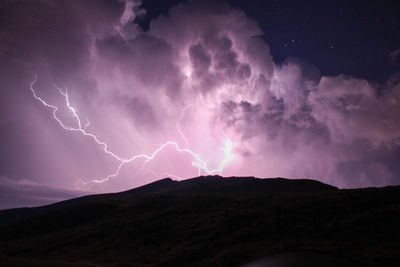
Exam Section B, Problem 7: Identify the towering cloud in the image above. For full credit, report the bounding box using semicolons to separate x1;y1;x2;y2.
0;0;399;197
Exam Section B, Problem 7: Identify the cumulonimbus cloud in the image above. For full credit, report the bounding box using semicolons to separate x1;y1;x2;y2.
0;0;399;194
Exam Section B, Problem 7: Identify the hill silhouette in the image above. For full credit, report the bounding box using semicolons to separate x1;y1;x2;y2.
120;175;338;195
0;176;399;266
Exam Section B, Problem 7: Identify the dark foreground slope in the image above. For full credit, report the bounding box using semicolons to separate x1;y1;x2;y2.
0;176;399;266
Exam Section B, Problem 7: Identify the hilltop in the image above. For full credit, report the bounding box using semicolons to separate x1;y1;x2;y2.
0;176;399;266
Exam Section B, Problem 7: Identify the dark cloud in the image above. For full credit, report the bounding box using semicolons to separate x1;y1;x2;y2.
189;43;212;76
0;176;88;210
390;48;400;63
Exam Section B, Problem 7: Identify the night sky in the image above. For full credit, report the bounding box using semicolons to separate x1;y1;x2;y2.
0;0;399;209
141;0;400;82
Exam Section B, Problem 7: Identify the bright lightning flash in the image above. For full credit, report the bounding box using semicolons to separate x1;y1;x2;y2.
30;76;235;186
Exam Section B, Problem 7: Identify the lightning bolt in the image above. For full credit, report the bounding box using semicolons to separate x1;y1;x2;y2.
30;76;234;186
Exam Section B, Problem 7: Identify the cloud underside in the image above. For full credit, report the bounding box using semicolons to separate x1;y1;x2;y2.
0;177;87;210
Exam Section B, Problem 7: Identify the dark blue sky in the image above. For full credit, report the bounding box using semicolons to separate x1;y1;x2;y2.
138;0;400;83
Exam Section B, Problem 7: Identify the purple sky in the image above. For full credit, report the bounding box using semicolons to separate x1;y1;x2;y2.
1;0;400;209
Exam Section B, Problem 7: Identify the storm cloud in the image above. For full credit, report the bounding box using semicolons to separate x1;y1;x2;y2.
0;0;399;202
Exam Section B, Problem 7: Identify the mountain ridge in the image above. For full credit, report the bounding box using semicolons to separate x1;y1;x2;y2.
118;175;339;196
0;176;398;266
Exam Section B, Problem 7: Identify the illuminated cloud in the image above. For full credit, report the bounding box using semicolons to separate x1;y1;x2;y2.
0;0;399;199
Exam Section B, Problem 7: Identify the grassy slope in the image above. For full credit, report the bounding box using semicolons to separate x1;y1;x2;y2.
0;176;399;266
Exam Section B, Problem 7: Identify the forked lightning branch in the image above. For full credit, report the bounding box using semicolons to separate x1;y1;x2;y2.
30;76;234;185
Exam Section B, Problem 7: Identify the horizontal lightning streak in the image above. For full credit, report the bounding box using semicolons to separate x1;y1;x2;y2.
30;76;233;185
